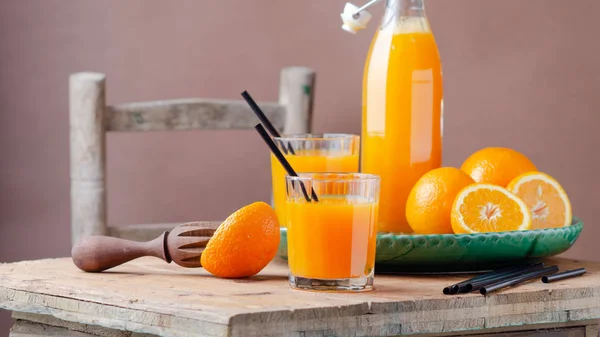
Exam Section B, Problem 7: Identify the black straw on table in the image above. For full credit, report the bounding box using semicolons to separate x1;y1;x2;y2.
542;268;586;283
443;261;543;295
480;265;559;295
468;263;546;293
241;90;295;155
459;262;544;294
444;270;500;295
254;124;318;202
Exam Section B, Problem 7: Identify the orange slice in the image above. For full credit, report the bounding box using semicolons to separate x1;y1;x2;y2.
451;183;532;234
507;172;572;229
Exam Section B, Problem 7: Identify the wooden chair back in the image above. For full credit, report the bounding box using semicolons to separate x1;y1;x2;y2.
69;67;315;244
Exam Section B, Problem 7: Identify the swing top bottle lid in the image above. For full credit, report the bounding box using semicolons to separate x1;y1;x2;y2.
340;3;373;34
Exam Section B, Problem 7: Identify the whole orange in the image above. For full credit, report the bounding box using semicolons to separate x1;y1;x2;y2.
406;167;475;234
460;147;537;187
200;201;280;279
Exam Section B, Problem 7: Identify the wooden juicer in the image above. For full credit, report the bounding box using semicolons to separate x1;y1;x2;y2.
71;221;219;272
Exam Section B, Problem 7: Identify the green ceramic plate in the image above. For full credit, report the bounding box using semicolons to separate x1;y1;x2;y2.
277;217;583;273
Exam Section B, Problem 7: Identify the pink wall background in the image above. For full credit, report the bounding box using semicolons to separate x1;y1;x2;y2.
1;0;599;334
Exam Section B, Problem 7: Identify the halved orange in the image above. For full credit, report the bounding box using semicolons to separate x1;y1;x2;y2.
507;172;572;229
451;183;532;234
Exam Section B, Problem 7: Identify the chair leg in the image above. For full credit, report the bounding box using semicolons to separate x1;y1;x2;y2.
279;66;316;136
69;72;109;245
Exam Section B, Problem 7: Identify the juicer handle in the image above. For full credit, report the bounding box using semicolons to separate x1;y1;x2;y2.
71;234;169;272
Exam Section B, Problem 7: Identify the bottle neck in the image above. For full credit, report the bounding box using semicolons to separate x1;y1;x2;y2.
385;0;426;17
380;0;430;32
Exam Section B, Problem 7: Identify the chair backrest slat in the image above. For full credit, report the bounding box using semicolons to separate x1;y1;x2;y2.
106;99;286;132
69;67;315;245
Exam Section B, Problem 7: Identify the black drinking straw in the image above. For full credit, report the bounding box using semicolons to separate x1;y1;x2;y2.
241;90;295;155
480;265;559;295
443;263;531;294
542;268;586;283
443;262;543;295
468;263;546;293
254;124;318;202
444;273;494;295
457;262;544;294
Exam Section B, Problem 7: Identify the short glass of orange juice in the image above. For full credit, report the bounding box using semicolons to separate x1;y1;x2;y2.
285;173;380;292
270;134;359;227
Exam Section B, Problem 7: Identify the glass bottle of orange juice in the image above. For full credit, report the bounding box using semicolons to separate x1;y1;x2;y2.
350;0;443;233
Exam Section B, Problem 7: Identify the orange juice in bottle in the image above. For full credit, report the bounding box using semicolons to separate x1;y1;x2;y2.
361;0;443;233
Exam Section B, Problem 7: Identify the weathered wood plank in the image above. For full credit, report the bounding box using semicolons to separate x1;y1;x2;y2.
105;99;285;132
464;326;586;337
415;320;600;337
10;319;98;337
70;72;109;245
11;318;587;337
0;258;598;337
12;312;156;337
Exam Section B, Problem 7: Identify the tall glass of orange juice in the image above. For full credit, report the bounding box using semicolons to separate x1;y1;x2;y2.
270;134;359;227
286;173;380;292
361;0;443;233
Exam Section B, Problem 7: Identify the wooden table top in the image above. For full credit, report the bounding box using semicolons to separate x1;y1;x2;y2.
0;257;599;337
